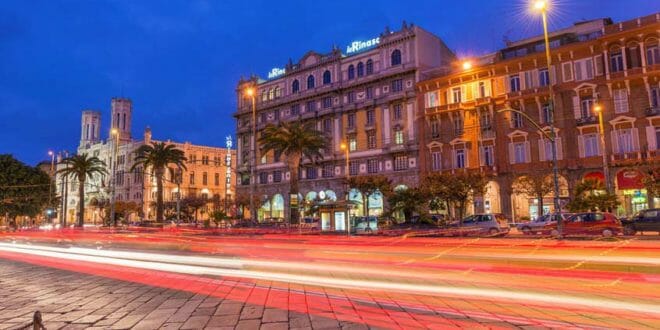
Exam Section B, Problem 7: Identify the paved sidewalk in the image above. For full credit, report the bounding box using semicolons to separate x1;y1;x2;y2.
0;260;370;330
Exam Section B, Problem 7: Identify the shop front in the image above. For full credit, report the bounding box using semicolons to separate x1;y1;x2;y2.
616;169;648;217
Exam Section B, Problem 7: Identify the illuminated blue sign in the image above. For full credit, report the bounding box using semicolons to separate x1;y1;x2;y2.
267;67;286;79
346;37;380;55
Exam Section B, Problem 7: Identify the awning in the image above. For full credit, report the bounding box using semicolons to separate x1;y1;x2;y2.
616;170;644;190
583;171;605;184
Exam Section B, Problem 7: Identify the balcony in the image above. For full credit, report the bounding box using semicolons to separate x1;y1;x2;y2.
474;97;492;106
646;107;660;117
481;128;495;140
647;150;660;159
611;151;642;164
576;116;598;126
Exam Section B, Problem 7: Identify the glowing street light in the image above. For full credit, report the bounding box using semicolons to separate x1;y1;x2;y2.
462;61;473;70
340;142;351;236
593;104;611;192
245;86;257;223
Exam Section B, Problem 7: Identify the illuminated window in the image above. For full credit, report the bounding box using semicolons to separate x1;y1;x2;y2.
367;159;379;173
394;129;404;145
393;155;408;171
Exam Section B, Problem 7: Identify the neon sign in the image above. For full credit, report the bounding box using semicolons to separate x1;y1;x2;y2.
225;136;232;192
346;37;380;55
267;68;286;79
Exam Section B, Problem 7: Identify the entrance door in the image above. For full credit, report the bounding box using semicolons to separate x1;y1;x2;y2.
321;212;331;231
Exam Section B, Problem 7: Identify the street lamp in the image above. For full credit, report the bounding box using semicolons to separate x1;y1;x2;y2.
48;150;55;224
340;142;351;236
593;104;611;192
245;87;257;223
462;60;473;70
110;128;119;227
533;0;564;237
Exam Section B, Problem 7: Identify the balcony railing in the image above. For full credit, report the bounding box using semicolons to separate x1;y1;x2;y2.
646;107;660;117
611;151;642;162
576;115;598;126
481;129;495;140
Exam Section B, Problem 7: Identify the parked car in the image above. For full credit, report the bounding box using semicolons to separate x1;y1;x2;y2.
550;212;621;237
352;216;378;234
449;214;510;236
516;213;573;235
622;209;660;235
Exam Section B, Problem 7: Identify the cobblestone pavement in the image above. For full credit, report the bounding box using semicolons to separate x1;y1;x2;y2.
0;259;372;330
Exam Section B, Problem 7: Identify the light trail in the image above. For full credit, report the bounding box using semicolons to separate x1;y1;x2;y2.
1;242;659;317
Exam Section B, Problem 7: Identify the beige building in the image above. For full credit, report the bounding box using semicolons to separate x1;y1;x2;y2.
57;98;236;224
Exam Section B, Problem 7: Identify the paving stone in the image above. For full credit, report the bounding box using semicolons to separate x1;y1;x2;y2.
235;319;262;330
262;308;289;323
180;315;210;329
207;315;239;327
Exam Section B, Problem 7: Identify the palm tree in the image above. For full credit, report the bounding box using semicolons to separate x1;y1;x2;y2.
131;142;187;222
57;154;107;227
259;121;327;223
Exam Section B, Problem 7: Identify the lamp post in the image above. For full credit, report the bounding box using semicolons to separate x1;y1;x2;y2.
340;142;350;236
594;104;611;192
245;87;257;223
176;166;182;223
109;128;119;227
534;0;564;236
48;150;55;223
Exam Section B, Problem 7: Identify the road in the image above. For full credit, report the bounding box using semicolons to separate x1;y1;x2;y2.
0;229;659;329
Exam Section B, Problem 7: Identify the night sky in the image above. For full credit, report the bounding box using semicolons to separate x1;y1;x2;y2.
1;0;658;165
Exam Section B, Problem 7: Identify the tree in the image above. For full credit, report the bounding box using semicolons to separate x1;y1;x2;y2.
513;172;554;217
422;171;488;221
567;178;619;212
181;196;208;222
209;209;228;228
131;142;187;222
348;175;392;224
0;155;52;225
387;187;427;223
57;154;107;227
114;201;140;223
258;121;327;224
642;166;660;207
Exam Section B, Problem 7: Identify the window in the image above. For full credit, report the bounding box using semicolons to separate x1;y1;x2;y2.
482;145;494;166
393;104;402;120
541;139;553;161
391;49;402;66
274;151;281;162
273;171;282;183
480;111;492;130
366;87;373;99
394;129;404;145
452;87;462;103
646;44;660;66
431;152;442;171
573;58;594;81
306;167;317;179
540;105;552;124
268;88;274;100
274;86;281;98
214;173;220;186
509;75;521;92
292;79;300;93
366;59;374;75
322;118;332;133
367;159;379;173
426;92;438;107
273;109;280;121
259;172;268;184
651;87;660;108
513;142;526;164
348;65;355;80
613;89;629;114
260;112;267;124
323;70;331;85
347;113;356;129
394;155;408;171
391;79;403;92
202;172;208;185
307;75;315;89
323;97;332;109
306;100;316;113
367;130;377;149
261;90;268;102
190;172;195;185
455;149;465;169
348;91;356;103
628;45;642;68
580;98;594;118
322;164;334;178
291;104;300;116
616;128;635;153
349;135;357;151
610;49;624;72
454;115;463;135
430;119;440;138
357;62;364;77
366;109;375;125
562;62;573;82
349;161;359;175
478;82;486;98
512;112;523;128
539;68;550;87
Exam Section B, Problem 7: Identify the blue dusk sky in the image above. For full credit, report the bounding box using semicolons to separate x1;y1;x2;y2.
1;0;658;165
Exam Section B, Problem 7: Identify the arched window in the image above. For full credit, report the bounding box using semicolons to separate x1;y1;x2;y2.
645;38;659;66
391;49;402;66
274;86;281;98
307;75;315;89
357;62;364;77
268;88;274;100
366;59;373;75
292;79;300;93
323;70;331;85
261;90;268;102
348;65;355;80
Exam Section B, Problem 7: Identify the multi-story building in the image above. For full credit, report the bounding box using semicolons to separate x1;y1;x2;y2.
57;98;236;224
234;22;455;227
418;14;660;220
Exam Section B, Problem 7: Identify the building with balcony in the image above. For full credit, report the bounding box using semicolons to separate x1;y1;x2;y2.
57;98;236;224
418;13;660;219
234;22;455;227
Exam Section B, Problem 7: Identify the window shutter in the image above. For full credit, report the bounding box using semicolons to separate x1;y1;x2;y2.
578;135;585;158
538;139;546;161
594;55;604;76
556;137;563;160
461;85;468;101
562;62;573;82
586;58;594;79
525;141;531;163
632;127;640;151
611;130;619;154
508;143;515;164
532;69;539;88
572;96;581;119
520;72;527;90
647;126;658;151
472;83;478;100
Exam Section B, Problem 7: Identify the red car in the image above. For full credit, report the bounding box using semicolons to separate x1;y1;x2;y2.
549;212;621;237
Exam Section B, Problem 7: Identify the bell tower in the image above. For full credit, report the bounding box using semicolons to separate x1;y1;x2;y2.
111;97;132;142
80;110;101;148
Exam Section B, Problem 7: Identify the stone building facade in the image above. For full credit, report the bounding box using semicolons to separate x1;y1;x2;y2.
417;14;660;220
234;23;455;225
57;98;236;224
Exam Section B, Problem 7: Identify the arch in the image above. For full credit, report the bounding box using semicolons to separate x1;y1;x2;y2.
366;59;374;75
307;75;315;89
292;79;300;93
324;190;337;201
357;62;364;77
348;65;355;80
305;191;317;201
368;191;384;216
644;37;660;66
322;70;331;85
268;88;274;100
483;181;501;214
274;86;281;98
271;194;284;218
349;188;363;216
391;49;402;66
261;90;268;102
259;199;271;221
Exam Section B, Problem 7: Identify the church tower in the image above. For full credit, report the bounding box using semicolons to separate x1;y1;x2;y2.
80;110;101;148
110;97;132;142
